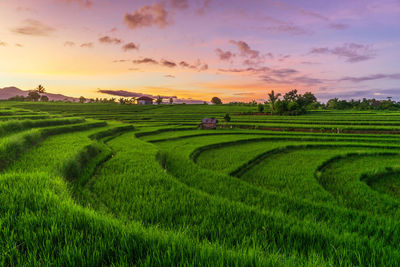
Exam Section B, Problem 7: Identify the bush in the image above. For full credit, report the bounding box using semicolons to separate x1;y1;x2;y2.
257;103;264;113
224;113;231;122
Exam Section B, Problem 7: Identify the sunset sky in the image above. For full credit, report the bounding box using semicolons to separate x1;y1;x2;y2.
0;0;399;103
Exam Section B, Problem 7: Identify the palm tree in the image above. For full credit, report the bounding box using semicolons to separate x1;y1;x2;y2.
267;90;281;114
156;96;162;105
35;85;46;94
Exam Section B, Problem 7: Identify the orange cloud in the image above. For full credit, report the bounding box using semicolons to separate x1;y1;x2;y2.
80;42;93;48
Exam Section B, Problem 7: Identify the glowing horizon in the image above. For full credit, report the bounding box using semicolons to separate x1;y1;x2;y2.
0;0;399;103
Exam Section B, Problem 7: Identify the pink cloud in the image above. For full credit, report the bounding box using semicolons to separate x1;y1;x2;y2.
124;3;169;29
215;48;235;61
99;36;122;45
122;42;139;51
12;19;55;36
64;41;76;47
55;0;93;8
80;42;93;48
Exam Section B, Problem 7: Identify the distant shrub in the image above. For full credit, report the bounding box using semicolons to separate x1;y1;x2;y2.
224;113;231;122
257;103;264;113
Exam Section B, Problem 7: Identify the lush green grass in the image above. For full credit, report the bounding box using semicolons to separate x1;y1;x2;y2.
362;170;400;199
317;153;400;216
3;102;400;265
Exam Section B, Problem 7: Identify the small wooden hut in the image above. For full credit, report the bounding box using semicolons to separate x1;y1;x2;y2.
200;118;218;129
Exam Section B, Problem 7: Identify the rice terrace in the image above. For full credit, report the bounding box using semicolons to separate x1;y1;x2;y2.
1;0;400;265
0;96;400;266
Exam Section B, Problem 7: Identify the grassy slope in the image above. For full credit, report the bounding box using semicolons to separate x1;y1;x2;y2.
2;102;400;265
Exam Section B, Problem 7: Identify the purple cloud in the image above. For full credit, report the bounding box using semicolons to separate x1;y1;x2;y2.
230;40;260;59
310;43;376;63
340;73;400;82
132;58;159;64
161;59;177;68
329;23;349;30
169;0;189;9
215;48;235;61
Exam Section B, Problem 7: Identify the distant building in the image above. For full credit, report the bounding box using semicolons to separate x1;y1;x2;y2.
136;96;154;105
200;118;218;129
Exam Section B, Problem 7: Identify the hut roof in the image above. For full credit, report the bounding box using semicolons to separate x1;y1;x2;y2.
202;118;218;124
136;96;154;101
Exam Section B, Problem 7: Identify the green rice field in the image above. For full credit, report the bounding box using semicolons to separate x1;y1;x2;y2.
2;101;400;266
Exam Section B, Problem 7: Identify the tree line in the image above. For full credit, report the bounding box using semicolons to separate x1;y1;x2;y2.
211;90;400;115
8;85;400;113
211;90;318;115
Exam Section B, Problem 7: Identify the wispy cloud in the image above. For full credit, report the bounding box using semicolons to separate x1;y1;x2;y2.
132;58;159;64
230;40;265;65
316;88;400;101
230;40;260;59
310;43;376;63
55;0;93;8
169;0;189;9
220;66;322;86
340;73;400;82
261;74;323;85
16;6;35;12
122;42;139;51
64;41;75;47
161;59;177;68
113;59;129;63
197;0;212;14
329;23;349;30
99;36;122;45
132;57;208;71
215;48;235;61
80;42;93;48
12;19;55;36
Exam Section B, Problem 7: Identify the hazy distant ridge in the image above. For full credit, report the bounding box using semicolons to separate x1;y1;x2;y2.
0;87;78;101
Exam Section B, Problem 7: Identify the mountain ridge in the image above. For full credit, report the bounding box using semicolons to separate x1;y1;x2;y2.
0;87;78;101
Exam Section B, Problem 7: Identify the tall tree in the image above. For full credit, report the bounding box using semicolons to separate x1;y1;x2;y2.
257;103;264;113
35;85;46;94
27;91;41;102
283;89;298;102
40;95;49;102
211;97;222;105
301;92;317;107
267;90;281;114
